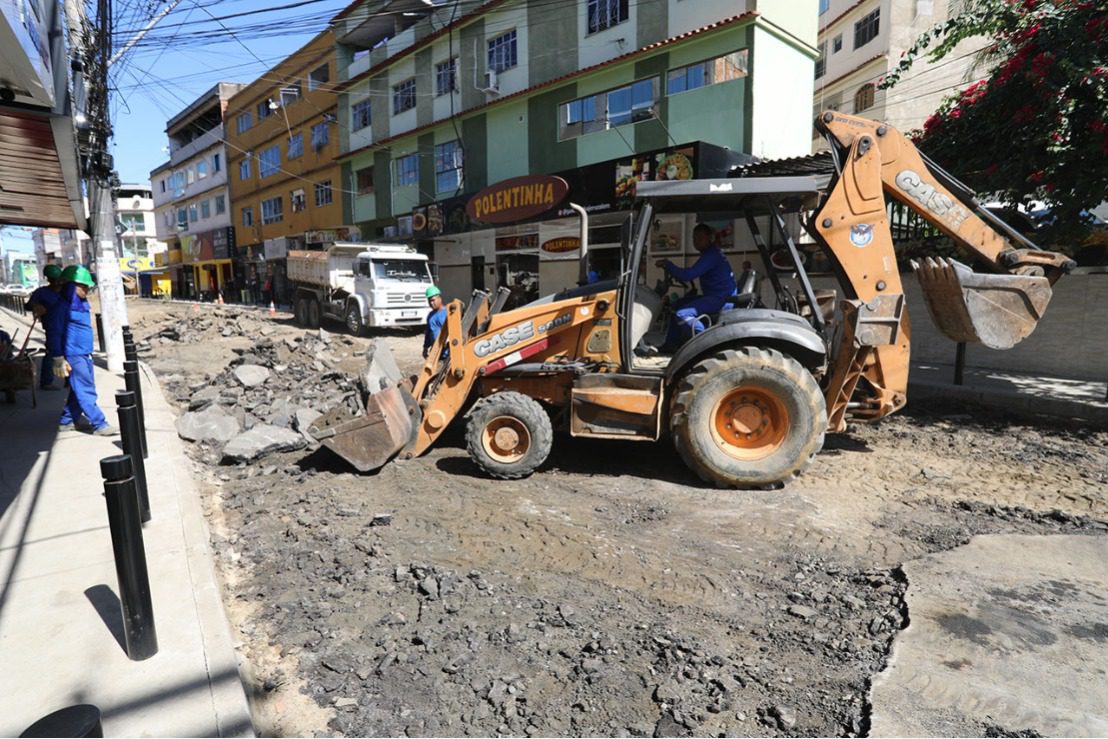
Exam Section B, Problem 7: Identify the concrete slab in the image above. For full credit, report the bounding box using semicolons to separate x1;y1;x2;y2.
0;307;253;737
869;535;1108;737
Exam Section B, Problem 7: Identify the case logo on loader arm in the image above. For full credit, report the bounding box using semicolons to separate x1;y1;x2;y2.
894;170;972;230
475;322;535;357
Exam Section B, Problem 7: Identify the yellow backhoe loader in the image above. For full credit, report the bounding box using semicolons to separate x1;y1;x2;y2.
309;112;1073;487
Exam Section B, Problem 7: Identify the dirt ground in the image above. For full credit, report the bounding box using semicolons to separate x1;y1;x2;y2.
124;299;1108;738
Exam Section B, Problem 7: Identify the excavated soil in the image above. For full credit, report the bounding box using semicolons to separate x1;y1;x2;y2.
126;300;1108;737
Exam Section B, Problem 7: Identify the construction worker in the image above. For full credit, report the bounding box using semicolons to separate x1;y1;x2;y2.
654;223;737;350
46;265;115;435
422;285;447;359
27;264;65;391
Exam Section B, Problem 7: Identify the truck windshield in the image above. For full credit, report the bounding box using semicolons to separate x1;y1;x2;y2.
372;259;430;282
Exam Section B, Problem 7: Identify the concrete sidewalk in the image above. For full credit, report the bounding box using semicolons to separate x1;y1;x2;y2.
0;307;253;737
910;362;1108;425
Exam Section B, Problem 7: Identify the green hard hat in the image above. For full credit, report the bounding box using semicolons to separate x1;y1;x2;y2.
44;264;63;280
425;285;442;299
61;264;96;288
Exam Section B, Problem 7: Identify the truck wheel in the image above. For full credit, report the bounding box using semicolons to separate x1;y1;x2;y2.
669;347;826;488
308;299;321;328
345;303;365;336
465;392;553;480
295;298;308;326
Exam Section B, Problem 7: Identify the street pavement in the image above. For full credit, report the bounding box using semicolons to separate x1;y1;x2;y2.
0;306;253;737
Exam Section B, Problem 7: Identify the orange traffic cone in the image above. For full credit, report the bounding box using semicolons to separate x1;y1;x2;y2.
268;301;276;317
216;293;224;306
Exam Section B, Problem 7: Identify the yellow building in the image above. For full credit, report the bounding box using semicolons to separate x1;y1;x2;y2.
226;30;347;304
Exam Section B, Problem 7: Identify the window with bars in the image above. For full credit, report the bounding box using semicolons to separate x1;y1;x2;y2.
311;122;329;149
258;145;280;178
854;83;876;112
261;197;283;224
854;8;880;49
587;0;629;34
356;167;374;195
668;50;748;94
200;200;211;219
287;133;303;159
188;204;198;223
352;99;371;130
394;154;419;187
434;140;463;193
435;58;458;96
315;180;333;207
215;194;226;215
487;30;517;73
393;78;416;115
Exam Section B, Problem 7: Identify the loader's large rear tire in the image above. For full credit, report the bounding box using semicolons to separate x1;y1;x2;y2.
466;392;553;480
670;346;826;488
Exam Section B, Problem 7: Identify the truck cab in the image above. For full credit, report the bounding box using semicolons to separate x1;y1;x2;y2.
349;245;434;332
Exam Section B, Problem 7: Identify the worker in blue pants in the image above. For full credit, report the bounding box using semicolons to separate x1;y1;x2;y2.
654;223;737;351
27;263;65;390
46;265;116;435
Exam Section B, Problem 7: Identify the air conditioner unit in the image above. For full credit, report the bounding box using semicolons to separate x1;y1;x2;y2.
483;69;499;93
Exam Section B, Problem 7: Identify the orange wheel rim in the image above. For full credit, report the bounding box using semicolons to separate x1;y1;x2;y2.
482;416;531;463
710;386;789;461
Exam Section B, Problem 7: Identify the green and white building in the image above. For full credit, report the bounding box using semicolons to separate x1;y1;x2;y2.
333;0;817;301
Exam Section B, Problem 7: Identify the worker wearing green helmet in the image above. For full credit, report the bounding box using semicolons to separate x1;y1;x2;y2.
44;264;115;435
27;264;67;390
423;284;447;359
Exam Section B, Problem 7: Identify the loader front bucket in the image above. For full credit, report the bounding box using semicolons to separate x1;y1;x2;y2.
308;384;421;472
911;257;1052;350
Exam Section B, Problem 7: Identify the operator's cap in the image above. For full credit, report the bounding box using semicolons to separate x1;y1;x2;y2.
425;285;442;299
44;264;63;280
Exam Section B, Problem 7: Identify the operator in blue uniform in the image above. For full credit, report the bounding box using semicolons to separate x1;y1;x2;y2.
655;223;737;350
422;285;448;359
27;264;65;391
46;265;116;435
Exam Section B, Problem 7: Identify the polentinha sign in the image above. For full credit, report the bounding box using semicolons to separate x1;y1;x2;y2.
466;175;569;225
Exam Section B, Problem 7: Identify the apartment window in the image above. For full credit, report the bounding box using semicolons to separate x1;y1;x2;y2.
308;63;330;91
287;133;303;159
315;180;333;207
258;145;280;178
163;211;172;228
176;207;187;230
668;50;748;94
186;166;195;185
200;199;211;219
394;154;419;187
435;58;458;96
239;158;251;180
160;179;166;193
257;100;272;119
608;78;658;127
815;42;826;79
487;30;517;73
197;161;209;180
290;188;306;213
212;153;221;172
434;140;463;193
393;78;416;115
261;196;283;224
854;83;876;112
352;99;372;131
236;113;252;133
356;167;374;195
215;194;226;215
587;0;629;34
120;213;144;232
280;84;301;107
854;8;880;49
832;34;843;53
242;206;254;227
819;0;830;13
311;122;329;149
188;204;198;223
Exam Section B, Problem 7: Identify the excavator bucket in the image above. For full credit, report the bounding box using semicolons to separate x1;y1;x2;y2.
308;341;421;472
911;257;1053;350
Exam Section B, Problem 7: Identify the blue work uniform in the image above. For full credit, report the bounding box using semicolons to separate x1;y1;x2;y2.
45;283;108;430
28;285;62;388
423;307;448;356
660;247;737;346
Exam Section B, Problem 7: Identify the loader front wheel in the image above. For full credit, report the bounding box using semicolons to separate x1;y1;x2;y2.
466;392;553;480
670;347;826;488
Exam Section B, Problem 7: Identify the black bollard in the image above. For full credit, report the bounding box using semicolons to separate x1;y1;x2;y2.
99;455;158;661
94;313;105;353
122;361;147;459
115;391;150;523
19;704;103;738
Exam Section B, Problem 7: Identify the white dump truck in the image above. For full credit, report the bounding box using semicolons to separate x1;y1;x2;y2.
286;242;434;335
